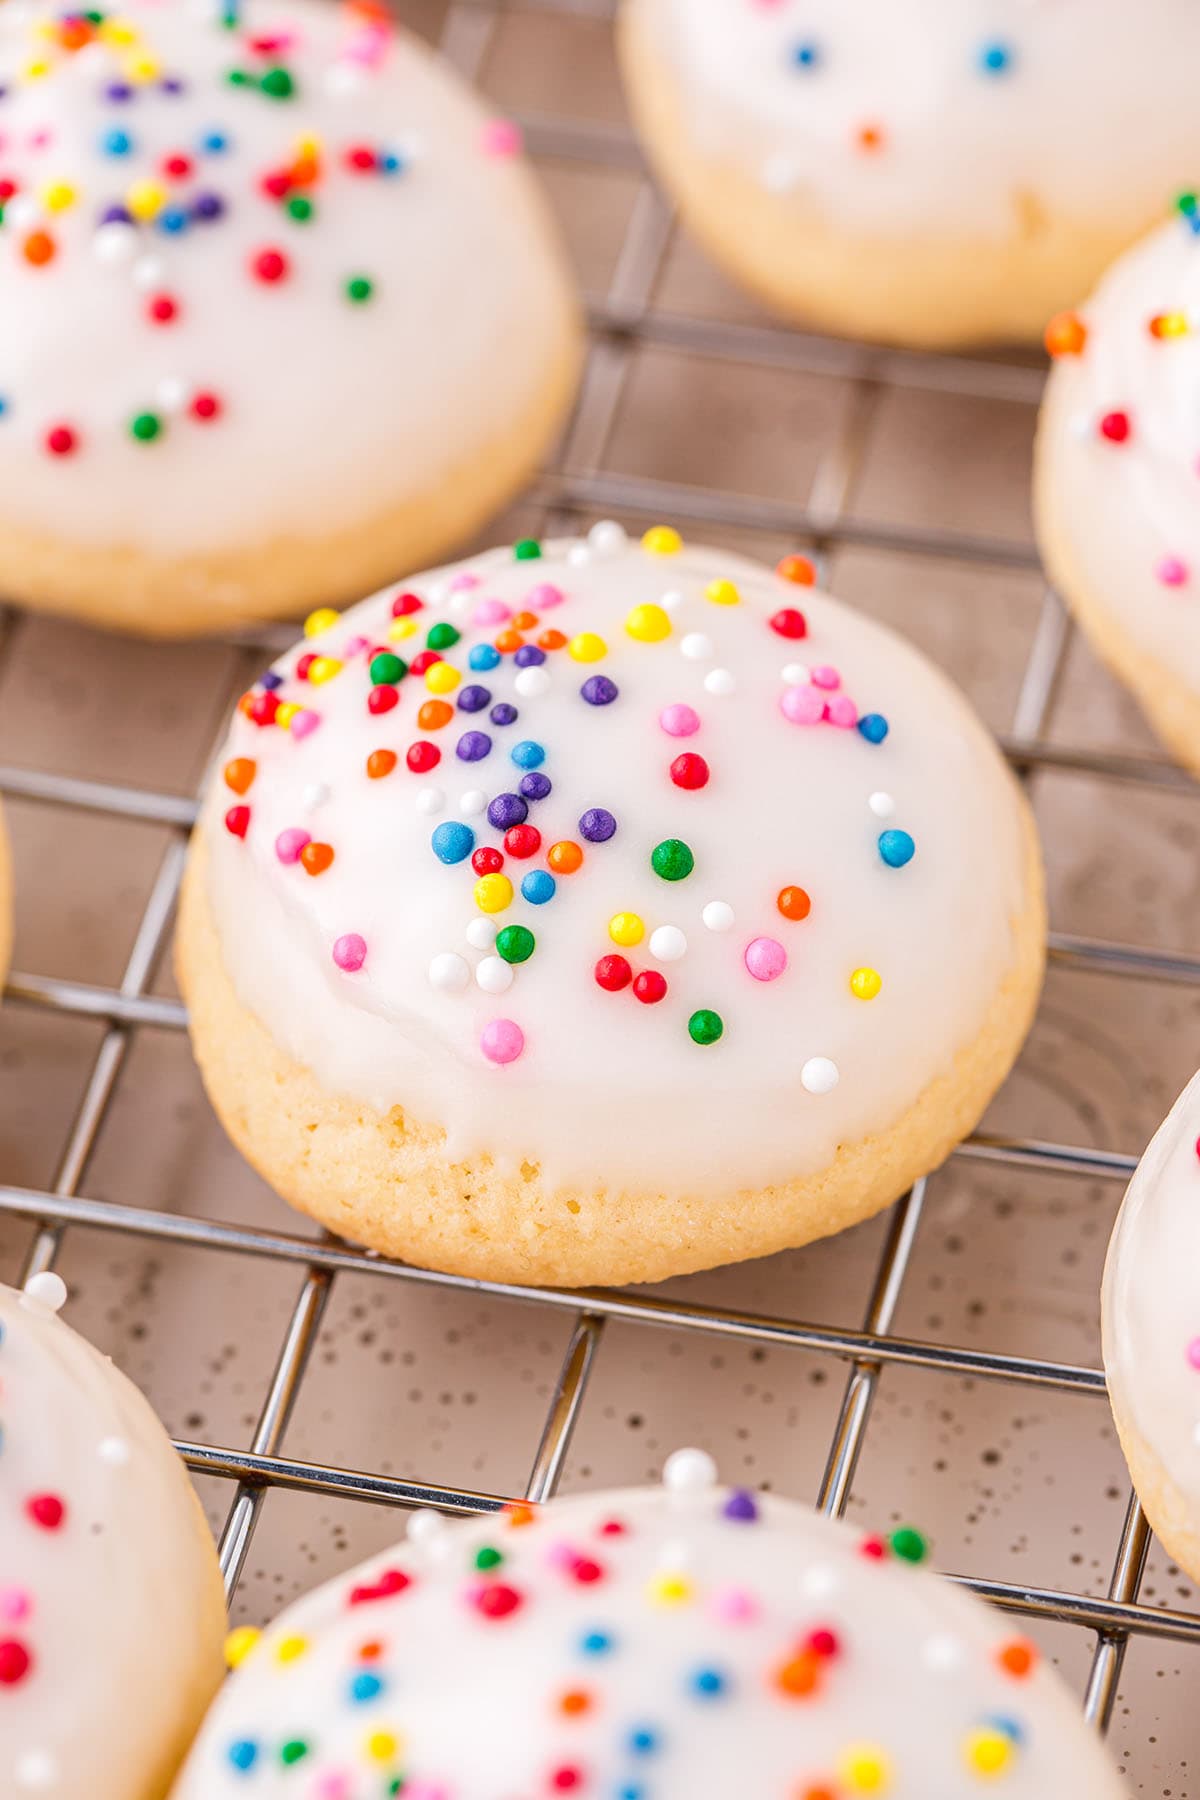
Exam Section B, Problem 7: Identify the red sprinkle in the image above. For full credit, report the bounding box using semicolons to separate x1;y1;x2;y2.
26;1494;65;1531
770;607;808;639
147;292;179;325
594;955;632;992
392;592;424;617
409;650;441;677
45;424;77;457
406;741;440;774
162;152;193;180
551;1769;583;1792
806;1627;840;1659
1099;410;1131;444
473;847;504;876
295;652;316;682
344;144;377;172
191;391;221;422
633;971;667;1005
858;1534;887;1561
247;690;280;727
251;247;289;284
473;1583;523;1621
504;824;541;859
0;1641;30;1685
367;684;399;716
348;1569;410;1607
571;1557;604;1584
670;752;710;791
225;805;250;839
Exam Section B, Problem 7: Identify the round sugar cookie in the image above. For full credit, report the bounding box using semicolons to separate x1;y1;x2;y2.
1102;1070;1200;1584
1035;208;1200;775
178;526;1045;1287
171;1449;1123;1797
0;1273;227;1797
618;0;1200;348
0;0;580;636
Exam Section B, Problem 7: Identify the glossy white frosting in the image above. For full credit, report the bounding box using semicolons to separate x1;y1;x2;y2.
632;0;1200;238
1037;212;1200;692
172;1450;1122;1797
0;1275;225;1796
201;529;1035;1196
0;0;574;555
1103;1071;1200;1525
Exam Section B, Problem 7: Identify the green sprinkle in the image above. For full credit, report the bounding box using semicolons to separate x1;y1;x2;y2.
495;925;535;965
260;66;295;99
514;538;542;561
426;622;460;651
1176;190;1198;217
279;1740;309;1766
225;67;253;86
346;275;374;304
889;1526;928;1564
369;652;405;686
129;411;161;443
474;1545;504;1571
286;194;314;223
650;838;694;882
688;1009;723;1047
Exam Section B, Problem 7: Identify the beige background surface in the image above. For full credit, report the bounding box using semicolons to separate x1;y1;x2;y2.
1;3;1198;1793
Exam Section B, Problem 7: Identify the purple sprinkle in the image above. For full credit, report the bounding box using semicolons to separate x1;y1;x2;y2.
160;76;186;95
722;1489;759;1524
579;807;616;843
488;793;528;831
0;87;9;103
191;191;224;221
456;731;492;763
514;645;546;668
105;81;134;102
99;203;133;226
457;684;491;714
519;771;552;802
581;675;619;707
490;703;518;727
260;671;284;691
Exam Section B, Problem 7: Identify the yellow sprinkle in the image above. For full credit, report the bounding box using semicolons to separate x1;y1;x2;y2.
365;1730;401;1763
99;17;139;42
625;603;672;644
224;1627;261;1670
126;50;160;81
307;656;343;686
705;578;741;607
387;617;418;642
41;181;76;214
849;967;882;1001
641;525;682;556
568;632;607;663
838;1744;892;1793
304;607;339;638
425;660;460;694
295;132;322;157
608;912;644;948
964;1729;1014;1777
474;873;514;914
125;178;166;222
275;701;300;729
23;58;52;78
33;20;56;39
646;1572;692;1606
275;1634;308;1664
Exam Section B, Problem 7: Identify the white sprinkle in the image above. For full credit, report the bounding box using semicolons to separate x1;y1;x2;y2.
6;196;39;231
656;1537;694;1570
701;901;735;933
781;662;810;686
476;956;514;995
514;666;550;699
15;1751;57;1791
446;590;471;617
761;151;800;193
800;1561;840;1600
868;791;896;819
407;1507;448;1548
566;543;591;568
680;633;713;661
428;953;470;994
300;782;330;815
415;787;445;816
131;254;165;292
801;1056;840;1096
98;1436;130;1466
588;519;627;557
93;221;138;266
21;1272;67;1314
459;789;488;817
660;589;686;613
649;925;687;962
922;1633;965;1673
1067;410;1092;442
466;918;497;951
323;62;364;98
154;376;188;415
704;668;736;697
662;1447;718;1493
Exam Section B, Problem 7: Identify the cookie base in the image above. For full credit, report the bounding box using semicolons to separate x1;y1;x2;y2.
1106;1393;1200;1588
178;803;1045;1289
619;4;1146;350
0;329;581;639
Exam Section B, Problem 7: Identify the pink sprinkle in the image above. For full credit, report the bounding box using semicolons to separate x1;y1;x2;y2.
546;1541;578;1571
314;1776;351;1800
333;933;367;972
290;709;320;741
341;634;370;658
0;1589;30;1624
1157;555;1190;587
744;936;787;982
481;119;522;159
345;20;389;67
527;583;565;610
659;702;701;738
709;1585;758;1625
473;598;512;627
481;1018;524;1064
275;828;311;864
825;694;859;729
1187;1338;1200;1370
404;1786;451;1800
780;684;824;726
28;128;53;151
450;572;481;592
810;664;840;691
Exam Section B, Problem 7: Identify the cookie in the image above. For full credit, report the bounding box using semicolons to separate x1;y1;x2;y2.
0;0;580;635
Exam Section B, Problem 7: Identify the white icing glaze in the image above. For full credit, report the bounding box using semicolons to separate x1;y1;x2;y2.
0;1279;226;1796
631;0;1200;238
172;1456;1123;1796
0;0;575;554
1103;1070;1200;1522
201;531;1035;1195
1037;212;1200;691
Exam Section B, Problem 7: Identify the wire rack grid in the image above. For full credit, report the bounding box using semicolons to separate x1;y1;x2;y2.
0;0;1195;1776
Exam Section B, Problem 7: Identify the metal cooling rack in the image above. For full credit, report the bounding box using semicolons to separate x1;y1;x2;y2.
0;0;1195;1764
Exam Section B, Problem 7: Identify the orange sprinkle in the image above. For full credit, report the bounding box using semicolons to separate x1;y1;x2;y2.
357;1640;384;1662
776;1649;822;1699
856;122;885;152
1044;310;1087;357
796;1788;837;1800
547;840;583;875
57;16;93;47
997;1637;1038;1679
366;749;397;779
777;885;811;922
776;553;816;587
537;628;568;651
503;1501;537;1528
512;610;539;632
494;628;524;654
1150;310;1189;340
237;692;256;719
223;757;256;795
558;1689;592;1716
22;229;55;267
300;842;334;876
417;699;454;731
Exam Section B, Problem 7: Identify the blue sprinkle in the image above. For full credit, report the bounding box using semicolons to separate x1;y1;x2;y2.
510;740;545;770
227;1740;258;1772
469;643;501;673
689;1667;728;1699
580;1629;614;1656
457;684;491;714
259;671;284;691
878;828;915;868
101;126;133;156
200;129;229;153
349;1670;384;1704
857;711;889;745
431;821;475;865
490;702;518;728
378;150;406;175
986;1714;1026;1745
618;1788;646;1800
519;772;552;803
521;870;556;906
979;40;1013;74
628;1726;660;1756
0;397;8;418
791;40;820;68
157;205;189;234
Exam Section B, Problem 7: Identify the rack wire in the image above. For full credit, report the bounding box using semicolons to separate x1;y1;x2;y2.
0;0;1194;1772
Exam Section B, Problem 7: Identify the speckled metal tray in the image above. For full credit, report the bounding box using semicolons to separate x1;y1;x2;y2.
0;2;1196;1793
